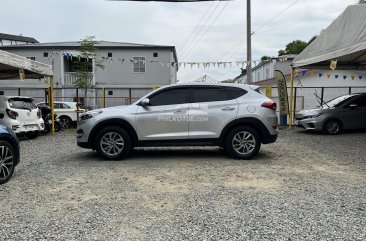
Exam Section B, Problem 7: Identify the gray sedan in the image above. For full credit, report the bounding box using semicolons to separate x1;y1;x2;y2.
295;93;366;134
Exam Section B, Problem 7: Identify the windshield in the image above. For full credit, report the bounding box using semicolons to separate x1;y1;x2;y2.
323;94;357;108
8;98;37;110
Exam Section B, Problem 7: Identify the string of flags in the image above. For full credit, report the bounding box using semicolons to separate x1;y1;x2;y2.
296;69;364;80
49;51;271;69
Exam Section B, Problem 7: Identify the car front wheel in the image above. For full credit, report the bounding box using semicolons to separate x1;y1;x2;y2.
0;141;15;185
323;119;341;135
225;126;261;159
95;126;131;160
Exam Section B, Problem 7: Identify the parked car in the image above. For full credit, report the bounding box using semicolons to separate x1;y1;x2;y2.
295;93;366;134
0;125;20;184
0;95;44;139
77;83;278;160
38;101;85;128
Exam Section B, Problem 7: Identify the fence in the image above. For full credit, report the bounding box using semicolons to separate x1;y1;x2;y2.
0;86;154;110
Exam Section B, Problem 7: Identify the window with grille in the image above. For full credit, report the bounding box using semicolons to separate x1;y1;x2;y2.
133;57;146;73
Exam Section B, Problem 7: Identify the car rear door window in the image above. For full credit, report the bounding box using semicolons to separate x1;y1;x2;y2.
149;88;188;106
190;87;246;103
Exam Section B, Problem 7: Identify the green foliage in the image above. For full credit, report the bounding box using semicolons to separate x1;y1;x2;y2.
261;56;271;62
359;0;365;4
74;36;104;90
73;36;105;107
281;40;308;55
278;49;286;56
277;36;318;56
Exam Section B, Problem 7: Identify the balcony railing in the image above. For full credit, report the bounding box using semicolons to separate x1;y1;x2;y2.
64;72;93;86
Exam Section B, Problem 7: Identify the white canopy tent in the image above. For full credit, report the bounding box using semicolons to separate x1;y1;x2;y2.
0;50;56;133
293;4;366;69
288;4;366;128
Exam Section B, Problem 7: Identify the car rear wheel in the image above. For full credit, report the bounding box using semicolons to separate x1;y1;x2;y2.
0;141;15;185
95;126;131;160
323;119;341;135
225;126;261;159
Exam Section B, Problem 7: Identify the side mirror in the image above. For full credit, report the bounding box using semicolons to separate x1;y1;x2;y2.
140;98;150;107
349;103;358;109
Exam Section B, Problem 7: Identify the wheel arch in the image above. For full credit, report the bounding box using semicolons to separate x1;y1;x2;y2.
0;137;20;165
220;117;271;144
323;117;344;131
88;118;138;148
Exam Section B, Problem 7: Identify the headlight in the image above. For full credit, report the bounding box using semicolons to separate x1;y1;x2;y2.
307;113;322;119
80;110;103;120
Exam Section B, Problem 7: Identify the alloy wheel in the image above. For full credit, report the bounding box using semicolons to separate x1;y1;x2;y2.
232;131;256;155
100;132;125;157
326;121;340;134
0;145;14;183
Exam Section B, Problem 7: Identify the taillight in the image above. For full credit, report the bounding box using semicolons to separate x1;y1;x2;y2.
261;101;277;111
37;109;42;119
6;109;18;119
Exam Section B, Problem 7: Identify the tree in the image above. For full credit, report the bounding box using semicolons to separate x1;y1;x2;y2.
261;56;271;62
359;0;365;4
278;49;286;56
74;36;104;107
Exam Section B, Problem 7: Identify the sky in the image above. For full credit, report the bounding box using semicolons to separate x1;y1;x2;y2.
0;0;358;82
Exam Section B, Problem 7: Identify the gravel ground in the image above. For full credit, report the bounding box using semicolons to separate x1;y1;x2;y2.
0;128;365;241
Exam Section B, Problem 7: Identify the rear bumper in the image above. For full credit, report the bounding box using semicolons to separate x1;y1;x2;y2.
262;133;278;144
2;119;44;134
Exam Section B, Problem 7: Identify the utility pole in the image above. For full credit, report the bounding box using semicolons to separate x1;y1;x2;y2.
246;0;252;84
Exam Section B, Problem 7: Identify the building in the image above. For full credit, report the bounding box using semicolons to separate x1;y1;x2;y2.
238;55;296;85
0;33;39;46
0;40;178;108
242;55;366;111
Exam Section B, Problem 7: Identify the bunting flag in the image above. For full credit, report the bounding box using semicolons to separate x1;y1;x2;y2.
351;75;355;80
319;73;323;78
343;75;347;80
335;75;339;79
327;74;331;78
359;76;363;80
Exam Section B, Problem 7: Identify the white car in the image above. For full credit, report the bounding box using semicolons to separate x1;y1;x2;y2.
38;101;85;128
0;95;44;139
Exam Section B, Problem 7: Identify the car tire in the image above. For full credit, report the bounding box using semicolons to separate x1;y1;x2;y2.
55;122;62;132
323;119;342;135
95;126;132;160
225;126;261;159
0;140;16;185
26;131;39;139
59;116;72;129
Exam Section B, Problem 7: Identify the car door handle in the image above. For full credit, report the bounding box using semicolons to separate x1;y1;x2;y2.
221;107;235;111
174;109;186;114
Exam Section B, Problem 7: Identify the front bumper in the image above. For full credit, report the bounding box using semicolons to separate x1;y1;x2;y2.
295;118;323;131
77;141;92;149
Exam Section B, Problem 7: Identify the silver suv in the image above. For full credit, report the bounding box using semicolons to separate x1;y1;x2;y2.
77;83;278;159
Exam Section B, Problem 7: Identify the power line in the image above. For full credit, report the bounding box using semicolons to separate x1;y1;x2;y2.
178;1;216;55
181;0;230;60
252;0;300;35
179;1;223;58
254;7;344;35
